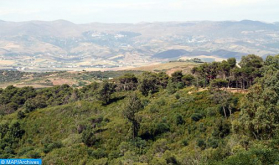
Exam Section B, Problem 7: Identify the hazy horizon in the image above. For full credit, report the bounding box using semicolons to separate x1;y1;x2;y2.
0;19;278;25
0;0;278;23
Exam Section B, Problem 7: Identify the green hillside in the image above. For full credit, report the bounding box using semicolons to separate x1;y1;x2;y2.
0;55;278;164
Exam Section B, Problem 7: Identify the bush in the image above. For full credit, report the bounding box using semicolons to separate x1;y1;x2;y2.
149;105;159;113
155;123;170;135
82;126;96;147
222;147;279;165
197;139;206;150
182;139;189;146
18;147;34;156
212;120;231;138
17;111;26;119
26;150;41;158
207;139;219;149
157;98;166;106
191;113;203;122
199;123;206;132
206;107;219;117
88;148;107;159
176;114;185;125
43;141;63;154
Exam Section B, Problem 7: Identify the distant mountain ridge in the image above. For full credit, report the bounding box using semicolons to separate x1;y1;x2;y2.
0;20;278;71
152;49;245;60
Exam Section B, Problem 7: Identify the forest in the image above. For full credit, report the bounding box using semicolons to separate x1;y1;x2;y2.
0;54;278;164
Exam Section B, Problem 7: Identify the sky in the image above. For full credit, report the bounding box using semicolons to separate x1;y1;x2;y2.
0;0;278;23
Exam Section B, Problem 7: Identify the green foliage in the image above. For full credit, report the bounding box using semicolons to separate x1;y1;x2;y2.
155;123;170;135
97;81;116;105
210;79;228;89
222;147;279;165
181;139;188;146
175;114;185;125
0;55;277;164
240;55;279;140
0;86;36;115
43;141;63;154
0;121;25;157
17;111;26;119
138;72;159;96
191;113;203;122
196;139;206;150
88;148;107;159
81;126;96;147
166;80;177;94
117;73;138;91
123;92;143;139
182;74;195;86
171;71;184;84
212;119;231;138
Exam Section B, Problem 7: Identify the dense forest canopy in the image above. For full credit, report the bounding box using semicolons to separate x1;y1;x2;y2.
0;54;278;164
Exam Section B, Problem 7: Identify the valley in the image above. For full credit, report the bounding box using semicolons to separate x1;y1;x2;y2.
1;20;279;71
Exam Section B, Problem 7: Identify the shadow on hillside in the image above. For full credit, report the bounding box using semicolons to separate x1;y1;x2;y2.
106;96;126;105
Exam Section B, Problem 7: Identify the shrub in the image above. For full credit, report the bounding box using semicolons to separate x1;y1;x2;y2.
212;120;231;138
191;113;203;122
17;111;26;119
182;139;189;146
207;139;219;149
82;126;96;147
222;147;279;165
149;105;159;113
175;93;180;99
155;123;170;135
196;139;206;150
199;123;206;132
206;107;218;117
26;150;41;158
157;98;166;106
176;114;185;125
43;141;63;154
88;148;107;159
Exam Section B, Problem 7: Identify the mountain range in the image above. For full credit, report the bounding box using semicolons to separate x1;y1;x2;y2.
0;20;278;71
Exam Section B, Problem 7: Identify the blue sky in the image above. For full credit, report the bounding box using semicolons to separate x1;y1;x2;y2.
0;0;278;23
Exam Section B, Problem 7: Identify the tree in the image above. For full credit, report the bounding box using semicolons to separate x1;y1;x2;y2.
210;90;233;118
171;71;183;84
157;72;169;89
182;74;195;86
82;126;96;147
123;92;143;139
117;73;138;91
210;79;229;89
166;80;177;94
98;81;116;105
218;60;230;79
138;72;159;96
227;58;236;68
240;55;279;140
239;54;264;88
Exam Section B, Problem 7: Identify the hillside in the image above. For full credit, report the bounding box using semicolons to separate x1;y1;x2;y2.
1;88;246;164
0;62;198;89
0;55;278;164
0;70;143;89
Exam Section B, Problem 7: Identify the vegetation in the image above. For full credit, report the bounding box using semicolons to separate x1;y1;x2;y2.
0;54;278;164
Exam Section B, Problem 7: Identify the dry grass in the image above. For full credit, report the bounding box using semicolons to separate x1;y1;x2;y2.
130;62;199;75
